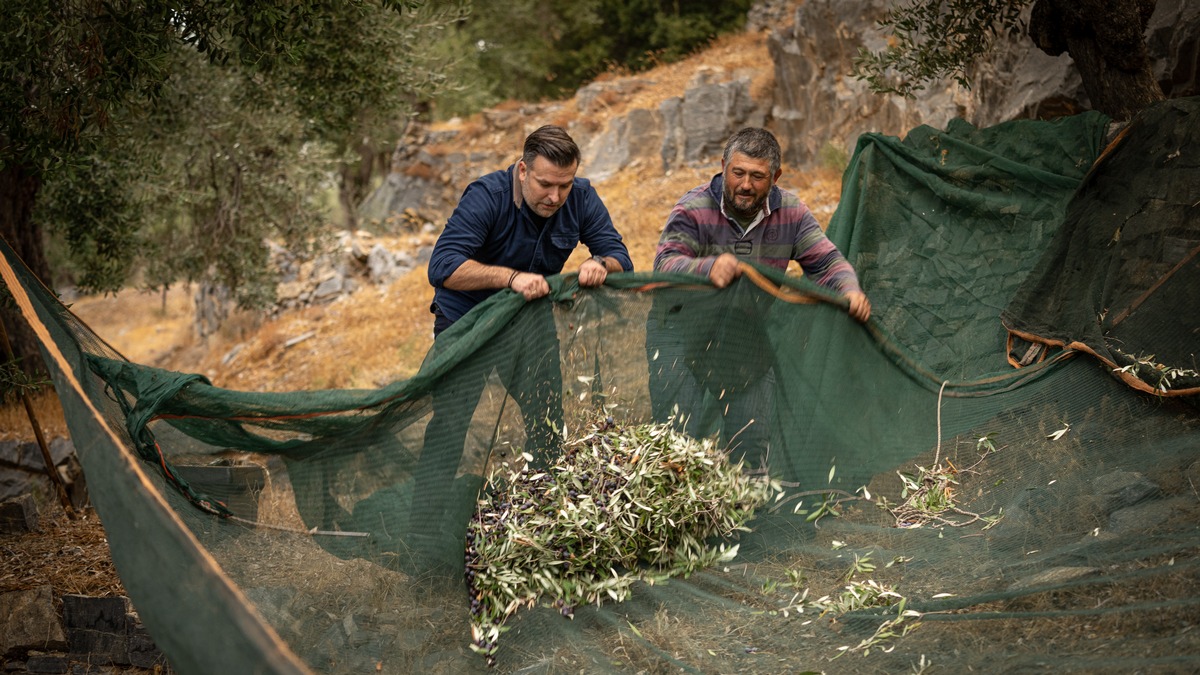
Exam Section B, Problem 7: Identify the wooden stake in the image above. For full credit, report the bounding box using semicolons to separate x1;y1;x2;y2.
0;315;76;518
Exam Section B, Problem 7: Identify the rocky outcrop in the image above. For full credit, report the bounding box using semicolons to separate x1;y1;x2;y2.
270;232;434;313
1147;0;1200;98
1;588;171;673
659;67;769;171
769;0;1198;169
0;438;85;512
361;0;1199;225
766;0;1081;169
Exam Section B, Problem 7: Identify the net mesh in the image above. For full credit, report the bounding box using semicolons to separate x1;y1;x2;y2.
3;97;1198;674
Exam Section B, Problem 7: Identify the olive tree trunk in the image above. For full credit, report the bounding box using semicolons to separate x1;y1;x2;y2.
0;163;49;377
1031;0;1165;120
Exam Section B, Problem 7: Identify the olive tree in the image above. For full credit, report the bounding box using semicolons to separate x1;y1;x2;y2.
853;0;1165;120
0;0;462;373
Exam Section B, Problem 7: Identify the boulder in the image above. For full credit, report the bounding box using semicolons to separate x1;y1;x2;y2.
0;493;40;534
580;108;664;183
660;68;766;171
0;586;67;655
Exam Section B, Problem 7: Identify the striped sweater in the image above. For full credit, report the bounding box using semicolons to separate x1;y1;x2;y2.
654;173;862;294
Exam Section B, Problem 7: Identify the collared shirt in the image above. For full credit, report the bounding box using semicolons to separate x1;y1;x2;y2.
428;163;633;328
654;173;862;294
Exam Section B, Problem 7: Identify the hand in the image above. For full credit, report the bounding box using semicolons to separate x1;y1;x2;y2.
578;257;607;288
708;253;741;289
510;272;550;301
845;290;871;322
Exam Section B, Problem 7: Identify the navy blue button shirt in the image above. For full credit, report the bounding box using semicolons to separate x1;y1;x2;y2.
427;163;633;328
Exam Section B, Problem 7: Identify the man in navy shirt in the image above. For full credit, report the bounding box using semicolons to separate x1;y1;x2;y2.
411;126;632;567
427;124;633;333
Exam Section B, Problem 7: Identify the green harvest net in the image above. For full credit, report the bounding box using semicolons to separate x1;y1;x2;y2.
3;97;1199;674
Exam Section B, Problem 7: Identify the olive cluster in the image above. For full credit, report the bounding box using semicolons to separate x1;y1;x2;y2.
463;418;780;666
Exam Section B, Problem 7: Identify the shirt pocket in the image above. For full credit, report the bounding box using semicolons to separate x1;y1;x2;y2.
549;230;579;252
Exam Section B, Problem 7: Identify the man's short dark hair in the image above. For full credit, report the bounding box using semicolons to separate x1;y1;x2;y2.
523;125;582;169
723;127;782;175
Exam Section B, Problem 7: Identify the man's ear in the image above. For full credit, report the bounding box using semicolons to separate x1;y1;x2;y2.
517;160;528;181
773;168;783;183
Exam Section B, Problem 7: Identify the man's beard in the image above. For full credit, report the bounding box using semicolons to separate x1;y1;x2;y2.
723;187;766;220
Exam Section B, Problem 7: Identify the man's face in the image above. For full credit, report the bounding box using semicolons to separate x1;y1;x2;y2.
518;155;577;218
722;151;780;220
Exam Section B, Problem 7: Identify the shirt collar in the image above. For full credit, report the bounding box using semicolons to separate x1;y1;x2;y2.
511;162;523;208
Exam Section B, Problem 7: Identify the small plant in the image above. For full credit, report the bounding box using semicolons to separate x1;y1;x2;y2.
0;357;49;404
817;141;850;172
884;434;1003;529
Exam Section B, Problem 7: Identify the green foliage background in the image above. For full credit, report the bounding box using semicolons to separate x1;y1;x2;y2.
2;0;753;356
435;0;753;117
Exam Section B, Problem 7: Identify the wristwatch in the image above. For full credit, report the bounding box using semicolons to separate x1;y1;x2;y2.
590;255;606;268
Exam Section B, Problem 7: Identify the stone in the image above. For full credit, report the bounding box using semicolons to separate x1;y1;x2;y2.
1091;469;1160;513
0;586;67;655
126;625;170;670
367;244;397;283
23;654;69;674
1007;566;1100;592
1108;497;1183;535
1147;0;1200;98
660;69;764;170
311;274;345;303
0;493;40;534
580;108;664;183
62;595;130;666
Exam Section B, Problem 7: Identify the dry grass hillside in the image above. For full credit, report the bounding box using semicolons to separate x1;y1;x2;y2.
1;20;845;600
3;23;844;445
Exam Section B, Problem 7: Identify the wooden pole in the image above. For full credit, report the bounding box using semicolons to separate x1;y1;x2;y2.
0;315;75;518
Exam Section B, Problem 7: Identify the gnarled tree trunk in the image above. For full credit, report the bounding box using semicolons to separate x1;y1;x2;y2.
1031;0;1166;120
0;163;49;377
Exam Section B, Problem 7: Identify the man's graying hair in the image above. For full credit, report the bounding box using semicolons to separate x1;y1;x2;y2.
523;125;581;168
723;127;782;175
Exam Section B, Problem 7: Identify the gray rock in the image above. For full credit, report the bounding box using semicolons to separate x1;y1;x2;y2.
1147;0;1200;98
1007;566;1100;592
24;654;69;673
414;245;435;266
311;274;345;303
581;108;664;183
367;244;398;283
0;439;74;473
1108;497;1184;535
0;586;67;655
126;627;170;670
768;0;978;169
1092;469;1160;513
62;595;130;665
661;69;764;170
0;493;40;534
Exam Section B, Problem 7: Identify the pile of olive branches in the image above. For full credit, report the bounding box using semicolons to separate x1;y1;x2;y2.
465;418;781;666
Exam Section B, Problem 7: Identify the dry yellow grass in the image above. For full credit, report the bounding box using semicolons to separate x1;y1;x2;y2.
1;17;849;435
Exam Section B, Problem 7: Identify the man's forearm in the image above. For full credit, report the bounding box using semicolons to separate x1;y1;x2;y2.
443;259;522;291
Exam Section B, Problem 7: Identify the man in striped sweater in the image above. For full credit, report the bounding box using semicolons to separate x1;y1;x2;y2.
648;127;870;463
